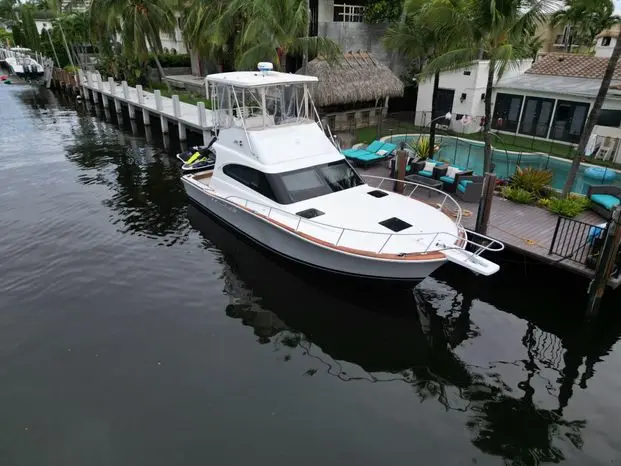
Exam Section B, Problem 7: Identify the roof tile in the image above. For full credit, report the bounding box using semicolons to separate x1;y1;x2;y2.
526;53;621;80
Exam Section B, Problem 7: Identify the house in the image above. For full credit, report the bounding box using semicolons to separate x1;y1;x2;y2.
313;0;397;70
492;53;621;163
300;51;404;132
595;25;620;58
535;20;579;53
414;60;532;134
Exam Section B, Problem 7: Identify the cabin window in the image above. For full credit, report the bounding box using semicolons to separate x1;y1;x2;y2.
602;37;612;46
271;160;364;204
222;164;277;201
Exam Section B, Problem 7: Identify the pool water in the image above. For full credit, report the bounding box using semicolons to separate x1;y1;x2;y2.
390;135;621;194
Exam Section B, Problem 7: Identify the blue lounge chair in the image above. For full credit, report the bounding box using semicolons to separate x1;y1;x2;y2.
342;140;394;166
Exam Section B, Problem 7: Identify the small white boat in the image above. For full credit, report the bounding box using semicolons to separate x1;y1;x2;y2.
1;47;44;79
181;63;504;282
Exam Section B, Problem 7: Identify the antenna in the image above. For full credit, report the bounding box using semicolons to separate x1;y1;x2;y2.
257;62;273;76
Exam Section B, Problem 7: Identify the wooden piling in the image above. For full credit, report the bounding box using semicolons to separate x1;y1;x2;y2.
392;150;408;194
475;173;497;235
586;206;621;318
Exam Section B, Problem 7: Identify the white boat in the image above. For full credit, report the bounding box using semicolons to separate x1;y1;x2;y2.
181;63;504;282
1;47;44;79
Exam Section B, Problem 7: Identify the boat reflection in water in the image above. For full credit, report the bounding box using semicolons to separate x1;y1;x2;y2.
187;205;617;464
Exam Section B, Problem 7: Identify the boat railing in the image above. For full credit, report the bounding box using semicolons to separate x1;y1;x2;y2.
360;174;464;225
212;190;504;259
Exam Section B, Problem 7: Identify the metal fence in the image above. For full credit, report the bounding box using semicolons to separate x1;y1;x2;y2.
371;111;620;161
549;217;606;267
333;110;621;190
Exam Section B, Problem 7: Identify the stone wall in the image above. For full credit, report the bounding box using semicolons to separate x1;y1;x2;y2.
318;21;398;72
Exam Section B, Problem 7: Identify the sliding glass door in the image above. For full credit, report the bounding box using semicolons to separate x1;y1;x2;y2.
519;97;555;138
549;100;590;143
492;93;524;132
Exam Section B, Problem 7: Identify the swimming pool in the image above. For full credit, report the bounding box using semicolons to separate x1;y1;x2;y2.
385;134;621;194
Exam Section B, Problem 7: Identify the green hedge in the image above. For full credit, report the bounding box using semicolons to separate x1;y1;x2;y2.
149;53;191;68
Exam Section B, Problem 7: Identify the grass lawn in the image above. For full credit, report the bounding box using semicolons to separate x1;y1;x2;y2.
146;82;211;108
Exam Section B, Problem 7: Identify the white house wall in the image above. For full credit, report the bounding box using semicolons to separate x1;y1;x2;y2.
595;37;616;58
415;60;532;133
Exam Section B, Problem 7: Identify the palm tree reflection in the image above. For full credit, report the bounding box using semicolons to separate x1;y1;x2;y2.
62;105;191;244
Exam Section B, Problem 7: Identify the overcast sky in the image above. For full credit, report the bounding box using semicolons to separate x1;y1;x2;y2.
616;0;621;14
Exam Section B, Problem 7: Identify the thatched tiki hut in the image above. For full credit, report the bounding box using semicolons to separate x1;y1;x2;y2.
299;51;404;132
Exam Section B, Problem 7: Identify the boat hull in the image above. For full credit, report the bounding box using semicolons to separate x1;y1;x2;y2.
182;179;446;282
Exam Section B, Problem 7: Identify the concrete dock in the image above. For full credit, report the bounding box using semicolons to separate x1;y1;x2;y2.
77;70;214;144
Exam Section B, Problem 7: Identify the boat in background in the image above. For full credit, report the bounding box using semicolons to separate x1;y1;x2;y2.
0;47;44;80
181;63;504;282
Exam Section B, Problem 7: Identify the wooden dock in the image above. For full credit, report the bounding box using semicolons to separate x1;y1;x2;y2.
361;164;621;288
75;70;214;144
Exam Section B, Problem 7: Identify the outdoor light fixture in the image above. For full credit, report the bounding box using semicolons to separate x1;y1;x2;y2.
481;93;486;101
427;112;452;126
460;93;467;102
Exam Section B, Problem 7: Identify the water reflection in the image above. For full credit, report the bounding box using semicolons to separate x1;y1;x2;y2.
186;205;606;464
61;101;191;244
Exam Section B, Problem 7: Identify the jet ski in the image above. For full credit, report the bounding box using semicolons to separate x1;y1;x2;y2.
176;136;216;172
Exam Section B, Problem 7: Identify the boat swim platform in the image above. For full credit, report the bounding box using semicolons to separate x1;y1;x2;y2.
77;70;214;143
360;163;621;289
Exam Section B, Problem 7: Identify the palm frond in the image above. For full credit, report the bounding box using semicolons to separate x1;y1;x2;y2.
419;46;479;79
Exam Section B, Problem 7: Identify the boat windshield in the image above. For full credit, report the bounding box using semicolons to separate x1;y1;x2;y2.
271;160;363;204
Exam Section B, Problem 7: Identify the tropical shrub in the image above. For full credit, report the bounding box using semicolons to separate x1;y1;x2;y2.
149;53;191;68
501;186;535;204
414;136;439;160
510;166;553;197
546;195;591;218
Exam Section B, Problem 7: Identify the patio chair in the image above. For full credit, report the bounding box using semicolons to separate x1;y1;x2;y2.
455;175;485;203
586;185;621;219
411;159;447;178
434;165;474;192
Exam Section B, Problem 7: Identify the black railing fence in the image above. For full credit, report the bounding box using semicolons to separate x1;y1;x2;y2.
549;217;606;268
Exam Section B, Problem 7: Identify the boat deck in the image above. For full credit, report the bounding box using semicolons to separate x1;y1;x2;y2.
358;162;621;287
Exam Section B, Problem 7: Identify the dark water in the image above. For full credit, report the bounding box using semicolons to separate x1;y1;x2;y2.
1;84;621;466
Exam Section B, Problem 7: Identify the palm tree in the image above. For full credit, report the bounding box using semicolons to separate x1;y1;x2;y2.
561;29;621;197
384;0;465;157
224;0;340;72
420;0;550;174
552;0;618;53
89;0;176;81
181;0;238;73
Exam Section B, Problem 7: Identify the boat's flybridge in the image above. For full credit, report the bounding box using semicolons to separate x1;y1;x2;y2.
207;63;338;167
